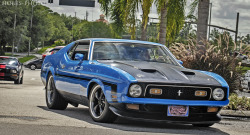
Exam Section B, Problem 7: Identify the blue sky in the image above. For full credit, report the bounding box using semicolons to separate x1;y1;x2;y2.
37;0;250;37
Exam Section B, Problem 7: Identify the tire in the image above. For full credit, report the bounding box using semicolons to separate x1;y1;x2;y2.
30;64;36;70
14;75;21;84
20;76;23;84
46;74;68;110
192;123;214;127
89;84;117;123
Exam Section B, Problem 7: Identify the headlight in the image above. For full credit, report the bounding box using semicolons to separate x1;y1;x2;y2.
10;69;17;74
129;84;142;97
212;88;225;101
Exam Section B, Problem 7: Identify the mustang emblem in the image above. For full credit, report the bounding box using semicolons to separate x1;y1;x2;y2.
177;90;183;96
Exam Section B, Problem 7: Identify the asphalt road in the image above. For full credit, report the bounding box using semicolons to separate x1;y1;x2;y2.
0;69;250;135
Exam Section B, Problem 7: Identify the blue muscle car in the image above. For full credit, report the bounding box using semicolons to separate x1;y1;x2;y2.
41;39;229;127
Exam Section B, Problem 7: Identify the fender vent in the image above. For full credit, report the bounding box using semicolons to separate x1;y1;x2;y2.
181;71;195;75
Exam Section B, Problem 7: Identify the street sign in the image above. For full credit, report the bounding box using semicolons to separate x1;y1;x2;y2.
59;0;95;7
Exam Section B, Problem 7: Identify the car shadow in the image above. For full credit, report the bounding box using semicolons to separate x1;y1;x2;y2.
38;106;229;135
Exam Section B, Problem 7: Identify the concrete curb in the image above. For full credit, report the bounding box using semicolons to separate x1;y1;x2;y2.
220;110;250;117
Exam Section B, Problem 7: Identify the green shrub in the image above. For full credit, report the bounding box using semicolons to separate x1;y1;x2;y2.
224;93;250;110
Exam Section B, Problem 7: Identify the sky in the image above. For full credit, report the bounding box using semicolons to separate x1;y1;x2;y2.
36;0;250;37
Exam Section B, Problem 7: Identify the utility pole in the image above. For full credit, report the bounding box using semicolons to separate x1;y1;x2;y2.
12;0;17;56
208;3;212;41
235;12;240;51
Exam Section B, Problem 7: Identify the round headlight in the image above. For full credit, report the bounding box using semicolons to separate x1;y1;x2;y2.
129;84;142;97
10;69;17;74
212;88;225;101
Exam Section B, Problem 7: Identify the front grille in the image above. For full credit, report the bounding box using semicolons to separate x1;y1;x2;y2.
145;85;211;100
0;68;9;73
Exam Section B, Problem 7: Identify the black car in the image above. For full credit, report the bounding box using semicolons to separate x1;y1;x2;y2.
0;56;24;84
25;59;43;70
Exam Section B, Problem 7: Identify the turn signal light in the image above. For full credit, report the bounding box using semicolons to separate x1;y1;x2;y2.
207;107;218;112
195;90;207;97
150;88;162;95
126;104;139;110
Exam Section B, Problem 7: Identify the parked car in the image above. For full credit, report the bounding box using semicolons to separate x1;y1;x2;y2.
41;39;229;127
234;51;248;60
25;59;43;70
42;46;64;59
0;56;24;84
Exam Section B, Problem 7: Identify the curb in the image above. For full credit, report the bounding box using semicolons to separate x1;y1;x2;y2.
220;110;250;118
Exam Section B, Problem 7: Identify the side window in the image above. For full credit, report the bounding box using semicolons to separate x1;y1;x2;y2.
68;44;78;60
73;44;90;60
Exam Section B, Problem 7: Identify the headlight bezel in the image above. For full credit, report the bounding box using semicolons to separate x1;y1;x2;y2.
212;88;225;101
128;84;143;98
10;69;17;74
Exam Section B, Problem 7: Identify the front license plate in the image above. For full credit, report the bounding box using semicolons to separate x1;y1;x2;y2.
167;105;189;117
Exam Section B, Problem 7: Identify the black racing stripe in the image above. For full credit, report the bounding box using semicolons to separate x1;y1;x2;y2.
55;73;91;81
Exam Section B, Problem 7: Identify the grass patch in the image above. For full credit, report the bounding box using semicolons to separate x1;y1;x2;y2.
38;46;53;54
4;53;19;57
18;55;36;63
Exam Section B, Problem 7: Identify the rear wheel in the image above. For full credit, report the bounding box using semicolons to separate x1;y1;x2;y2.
89;84;117;123
30;64;36;70
46;74;68;110
192;123;214;127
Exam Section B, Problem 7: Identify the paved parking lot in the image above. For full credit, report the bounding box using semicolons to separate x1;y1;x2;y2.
0;69;250;135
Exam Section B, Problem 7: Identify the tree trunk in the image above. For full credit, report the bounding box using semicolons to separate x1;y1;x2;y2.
197;0;210;46
141;16;148;41
159;2;168;45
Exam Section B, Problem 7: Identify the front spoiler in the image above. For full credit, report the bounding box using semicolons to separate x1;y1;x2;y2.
109;104;221;124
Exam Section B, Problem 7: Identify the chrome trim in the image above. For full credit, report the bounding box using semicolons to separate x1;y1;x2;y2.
144;84;212;100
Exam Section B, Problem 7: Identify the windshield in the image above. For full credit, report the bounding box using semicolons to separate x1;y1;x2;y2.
0;58;18;66
92;42;178;65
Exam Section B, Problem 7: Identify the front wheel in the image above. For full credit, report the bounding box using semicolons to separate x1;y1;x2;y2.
46;74;68;110
30;64;36;70
89;84;117;123
192;123;214;127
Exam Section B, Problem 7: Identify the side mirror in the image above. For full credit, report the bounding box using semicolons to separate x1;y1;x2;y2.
177;60;183;65
75;53;84;60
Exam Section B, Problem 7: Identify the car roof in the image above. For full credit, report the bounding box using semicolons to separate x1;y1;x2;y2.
76;38;164;46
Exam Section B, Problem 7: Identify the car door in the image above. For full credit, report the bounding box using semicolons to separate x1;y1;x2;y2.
56;41;90;103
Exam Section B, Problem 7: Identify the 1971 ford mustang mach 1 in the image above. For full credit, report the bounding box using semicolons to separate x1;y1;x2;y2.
41;39;229;127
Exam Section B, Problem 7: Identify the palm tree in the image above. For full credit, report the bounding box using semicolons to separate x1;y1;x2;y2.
197;0;210;46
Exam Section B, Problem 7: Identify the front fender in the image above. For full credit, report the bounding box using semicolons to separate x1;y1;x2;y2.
87;79;105;98
197;70;229;98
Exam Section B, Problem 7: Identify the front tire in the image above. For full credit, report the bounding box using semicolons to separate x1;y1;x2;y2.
192;123;214;127
46;74;68;110
89;84;117;123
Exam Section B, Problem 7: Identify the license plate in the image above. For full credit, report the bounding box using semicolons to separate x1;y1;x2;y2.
167;105;189;117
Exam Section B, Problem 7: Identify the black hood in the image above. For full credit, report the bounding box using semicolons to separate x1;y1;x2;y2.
99;60;221;86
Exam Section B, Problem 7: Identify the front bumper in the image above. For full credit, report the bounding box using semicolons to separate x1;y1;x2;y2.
109;103;222;124
0;73;19;81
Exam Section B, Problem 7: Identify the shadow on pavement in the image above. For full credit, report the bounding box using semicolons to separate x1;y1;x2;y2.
38;106;229;135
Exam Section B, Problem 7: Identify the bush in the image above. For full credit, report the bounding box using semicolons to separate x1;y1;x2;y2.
224;93;250;110
170;36;241;93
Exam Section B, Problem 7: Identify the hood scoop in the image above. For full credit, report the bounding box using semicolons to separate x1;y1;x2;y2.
140;69;157;73
181;71;195;75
